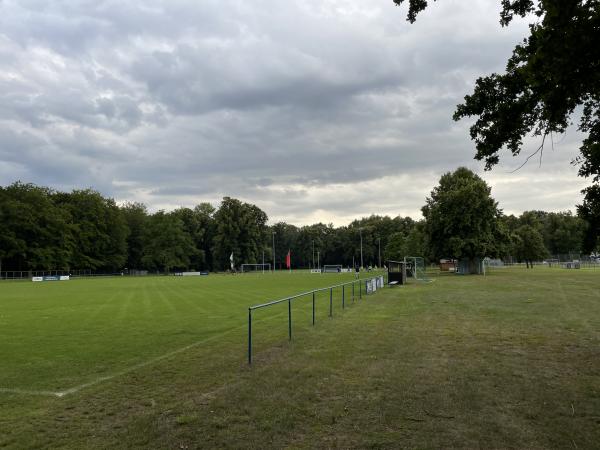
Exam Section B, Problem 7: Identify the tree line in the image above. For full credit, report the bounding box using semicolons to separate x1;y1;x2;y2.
0;173;592;273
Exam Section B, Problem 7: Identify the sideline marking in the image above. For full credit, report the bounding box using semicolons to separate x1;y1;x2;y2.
0;388;61;397
1;310;287;398
0;323;249;398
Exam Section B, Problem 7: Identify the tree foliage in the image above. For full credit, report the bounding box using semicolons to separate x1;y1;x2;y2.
393;0;600;243
513;224;548;268
385;222;428;262
578;185;600;252
422;167;502;267
212;197;268;270
0;177;589;274
54;189;128;271
0;183;72;271
141;211;196;273
121;202;148;270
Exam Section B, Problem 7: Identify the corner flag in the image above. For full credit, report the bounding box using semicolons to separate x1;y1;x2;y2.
285;250;291;270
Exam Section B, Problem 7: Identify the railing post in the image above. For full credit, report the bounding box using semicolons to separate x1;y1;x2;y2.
288;299;292;340
329;288;333;317
342;285;345;309
312;291;315;326
248;308;252;365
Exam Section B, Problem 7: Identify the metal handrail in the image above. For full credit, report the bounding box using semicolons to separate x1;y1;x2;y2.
250;278;368;310
248;274;385;364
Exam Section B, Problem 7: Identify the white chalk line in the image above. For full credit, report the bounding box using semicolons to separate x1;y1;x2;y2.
0;387;61;397
0;322;251;398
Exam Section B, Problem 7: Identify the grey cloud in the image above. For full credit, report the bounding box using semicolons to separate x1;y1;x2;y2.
0;0;585;224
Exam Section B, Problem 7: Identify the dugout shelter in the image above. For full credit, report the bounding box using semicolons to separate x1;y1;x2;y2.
387;260;406;285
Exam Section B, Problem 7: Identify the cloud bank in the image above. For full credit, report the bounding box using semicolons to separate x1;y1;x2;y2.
0;0;587;224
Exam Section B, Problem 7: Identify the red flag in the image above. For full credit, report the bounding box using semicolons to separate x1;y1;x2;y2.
285;250;291;269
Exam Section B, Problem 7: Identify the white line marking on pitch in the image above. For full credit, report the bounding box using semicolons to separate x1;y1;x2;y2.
0;387;62;397
0;323;251;398
2;310;288;398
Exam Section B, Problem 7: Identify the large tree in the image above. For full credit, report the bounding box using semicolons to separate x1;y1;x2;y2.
393;0;600;243
0;182;73;272
579;187;600;252
540;211;586;255
212;197;268;270
422;167;502;272
384;221;427;263
54;189;128;271
193;203;217;270
172;207;207;270
513;224;549;268
120;202;148;270
141;211;195;273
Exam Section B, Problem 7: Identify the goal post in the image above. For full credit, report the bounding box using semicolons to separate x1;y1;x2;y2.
403;256;430;282
322;264;342;273
241;263;271;273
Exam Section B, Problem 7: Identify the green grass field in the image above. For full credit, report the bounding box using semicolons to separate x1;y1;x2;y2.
0;272;362;393
1;268;600;448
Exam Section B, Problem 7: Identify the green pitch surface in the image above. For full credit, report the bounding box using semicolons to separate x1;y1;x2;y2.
0;272;359;394
2;268;600;448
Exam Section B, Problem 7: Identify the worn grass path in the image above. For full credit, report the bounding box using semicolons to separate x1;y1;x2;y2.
1;268;600;448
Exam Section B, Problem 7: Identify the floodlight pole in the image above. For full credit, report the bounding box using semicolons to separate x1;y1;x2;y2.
262;250;265;274
359;228;364;269
272;231;276;272
312;240;315;270
378;237;381;269
317;251;320;271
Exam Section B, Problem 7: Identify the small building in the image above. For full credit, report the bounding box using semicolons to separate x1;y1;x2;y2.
456;258;484;275
439;259;457;272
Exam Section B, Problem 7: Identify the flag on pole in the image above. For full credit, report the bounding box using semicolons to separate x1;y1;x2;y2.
230;252;234;271
285;250;291;270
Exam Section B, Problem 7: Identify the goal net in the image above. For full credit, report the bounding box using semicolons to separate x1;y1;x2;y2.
404;256;431;282
241;263;271;273
322;264;342;273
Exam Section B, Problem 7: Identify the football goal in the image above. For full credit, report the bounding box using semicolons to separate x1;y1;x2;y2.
403;256;431;282
241;263;271;273
322;264;342;273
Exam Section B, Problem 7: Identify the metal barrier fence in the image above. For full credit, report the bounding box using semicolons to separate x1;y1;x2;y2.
248;275;385;364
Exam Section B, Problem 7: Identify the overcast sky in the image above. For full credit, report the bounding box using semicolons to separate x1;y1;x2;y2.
0;0;587;225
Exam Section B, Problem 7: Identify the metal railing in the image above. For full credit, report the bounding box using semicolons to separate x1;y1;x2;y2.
248;275;385;364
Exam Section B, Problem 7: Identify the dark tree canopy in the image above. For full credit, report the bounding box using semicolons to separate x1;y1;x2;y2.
0;183;73;271
54;189;128;271
422;167;502;266
393;0;600;242
0;177;589;274
513;224;548;268
121;202;148;270
141;211;195;273
212;197;269;270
